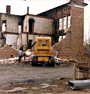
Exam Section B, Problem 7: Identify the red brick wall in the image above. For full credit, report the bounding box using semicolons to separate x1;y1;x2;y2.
38;1;84;60
52;4;84;60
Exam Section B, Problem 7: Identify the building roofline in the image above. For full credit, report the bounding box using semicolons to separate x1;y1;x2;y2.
0;12;53;20
25;14;53;20
38;1;87;15
0;12;23;17
38;2;70;15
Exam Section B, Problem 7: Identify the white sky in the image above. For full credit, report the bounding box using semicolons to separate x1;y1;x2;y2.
84;0;90;43
0;0;90;43
0;0;69;15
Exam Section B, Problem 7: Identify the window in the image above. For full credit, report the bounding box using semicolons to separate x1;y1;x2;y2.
28;40;32;48
29;19;34;34
18;22;22;34
2;20;6;33
58;36;62;42
68;16;71;28
59;18;62;30
58;16;71;30
63;17;67;29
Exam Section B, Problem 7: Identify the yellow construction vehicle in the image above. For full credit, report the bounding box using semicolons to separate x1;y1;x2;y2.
32;37;55;67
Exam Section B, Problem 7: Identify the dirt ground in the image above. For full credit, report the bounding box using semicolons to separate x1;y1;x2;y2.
0;63;90;94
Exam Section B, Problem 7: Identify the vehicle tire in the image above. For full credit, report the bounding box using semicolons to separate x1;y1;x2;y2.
32;56;37;66
49;56;55;67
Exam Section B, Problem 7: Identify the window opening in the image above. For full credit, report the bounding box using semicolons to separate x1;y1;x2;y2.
28;40;32;48
29;19;34;34
18;22;22;34
58;35;66;42
63;17;67;29
58;16;71;30
68;16;71;28
59;18;62;30
2;20;6;33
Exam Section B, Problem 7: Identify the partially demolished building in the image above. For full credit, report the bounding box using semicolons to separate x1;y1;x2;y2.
0;0;87;59
0;6;54;50
38;0;87;59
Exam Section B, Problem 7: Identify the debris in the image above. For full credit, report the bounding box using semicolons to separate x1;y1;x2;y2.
40;83;50;88
40;83;57;89
5;87;27;93
55;57;69;62
31;87;40;90
25;50;31;56
42;93;53;94
55;57;69;65
68;80;90;90
0;57;18;64
0;44;19;59
23;49;34;62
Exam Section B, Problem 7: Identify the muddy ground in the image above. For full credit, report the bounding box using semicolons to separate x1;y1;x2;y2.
0;63;90;94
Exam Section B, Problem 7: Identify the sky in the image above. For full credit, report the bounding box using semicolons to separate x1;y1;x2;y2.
0;0;70;15
84;0;90;43
0;0;90;43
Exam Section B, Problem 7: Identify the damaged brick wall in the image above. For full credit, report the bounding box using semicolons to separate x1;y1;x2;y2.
39;1;86;60
52;4;84;59
38;4;71;43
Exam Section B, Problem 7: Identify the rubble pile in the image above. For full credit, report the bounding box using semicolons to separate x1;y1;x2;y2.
0;44;35;64
0;44;19;59
0;57;18;64
23;49;35;62
0;44;19;64
52;42;62;58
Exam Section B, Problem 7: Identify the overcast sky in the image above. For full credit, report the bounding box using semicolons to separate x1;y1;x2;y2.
0;0;70;15
0;0;90;42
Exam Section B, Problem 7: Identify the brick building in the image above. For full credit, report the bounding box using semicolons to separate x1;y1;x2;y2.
0;6;54;50
0;0;87;59
38;0;87;59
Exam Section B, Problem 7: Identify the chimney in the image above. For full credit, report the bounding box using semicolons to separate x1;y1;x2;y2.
6;5;11;14
27;6;29;14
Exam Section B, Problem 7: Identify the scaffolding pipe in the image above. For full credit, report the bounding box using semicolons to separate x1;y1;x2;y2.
68;80;90;90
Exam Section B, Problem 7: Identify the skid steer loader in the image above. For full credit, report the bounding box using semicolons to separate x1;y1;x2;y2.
32;37;55;67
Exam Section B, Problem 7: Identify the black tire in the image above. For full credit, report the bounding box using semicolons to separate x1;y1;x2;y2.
49;56;55;67
32;56;37;66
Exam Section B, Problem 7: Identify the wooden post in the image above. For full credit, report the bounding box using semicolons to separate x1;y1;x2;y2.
73;63;76;80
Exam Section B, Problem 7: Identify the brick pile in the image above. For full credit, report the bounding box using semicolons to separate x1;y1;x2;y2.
0;44;19;59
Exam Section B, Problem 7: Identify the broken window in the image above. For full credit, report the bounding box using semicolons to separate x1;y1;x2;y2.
68;16;71;28
18;22;22;34
2;20;6;33
29;19;34;34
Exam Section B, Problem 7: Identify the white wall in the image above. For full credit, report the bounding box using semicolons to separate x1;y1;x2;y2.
4;34;18;49
1;14;22;33
23;15;54;34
